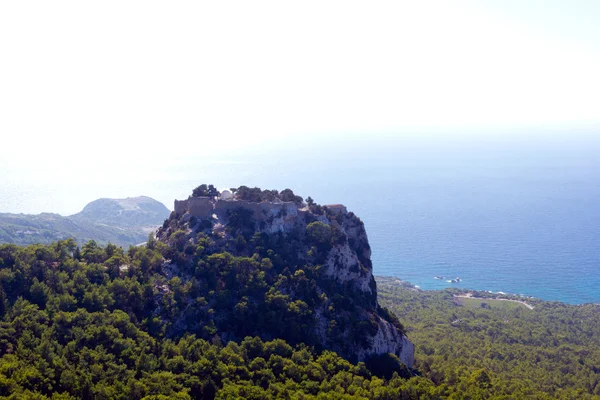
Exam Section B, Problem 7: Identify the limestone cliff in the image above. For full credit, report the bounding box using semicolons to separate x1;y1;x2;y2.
156;186;414;368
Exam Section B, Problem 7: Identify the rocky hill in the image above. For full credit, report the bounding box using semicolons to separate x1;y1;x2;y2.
0;185;417;398
0;196;170;247
155;185;414;367
70;196;170;227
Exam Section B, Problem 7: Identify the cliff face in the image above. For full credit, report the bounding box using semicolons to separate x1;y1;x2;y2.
170;197;378;300
157;188;414;368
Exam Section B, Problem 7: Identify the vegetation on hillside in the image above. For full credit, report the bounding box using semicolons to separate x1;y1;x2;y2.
377;277;600;399
189;184;305;206
155;186;395;360
228;186;304;205
2;184;599;399
0;213;146;248
0;240;432;399
0;241;599;398
0;197;170;247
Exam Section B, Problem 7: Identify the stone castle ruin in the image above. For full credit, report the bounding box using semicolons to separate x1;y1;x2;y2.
165;189;414;368
174;193;347;233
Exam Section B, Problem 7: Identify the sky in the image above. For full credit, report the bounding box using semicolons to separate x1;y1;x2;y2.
1;1;600;212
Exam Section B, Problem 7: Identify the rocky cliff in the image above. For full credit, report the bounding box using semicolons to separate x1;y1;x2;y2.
156;186;414;368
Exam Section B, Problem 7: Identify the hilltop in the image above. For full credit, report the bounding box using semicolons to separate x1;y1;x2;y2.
0;184;424;399
70;196;170;227
0;196;170;247
156;184;414;366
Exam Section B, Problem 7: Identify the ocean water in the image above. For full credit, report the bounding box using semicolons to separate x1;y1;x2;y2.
1;134;599;304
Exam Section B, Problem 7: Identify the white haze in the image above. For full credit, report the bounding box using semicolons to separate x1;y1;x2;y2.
0;1;599;213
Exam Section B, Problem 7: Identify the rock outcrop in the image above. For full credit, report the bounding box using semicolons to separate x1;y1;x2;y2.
157;187;414;368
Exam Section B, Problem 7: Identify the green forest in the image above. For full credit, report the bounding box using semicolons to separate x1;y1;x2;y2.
377;278;600;399
0;240;437;399
1;184;600;399
0;240;599;398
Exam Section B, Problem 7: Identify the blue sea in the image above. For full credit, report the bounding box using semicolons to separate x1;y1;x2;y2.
2;133;599;304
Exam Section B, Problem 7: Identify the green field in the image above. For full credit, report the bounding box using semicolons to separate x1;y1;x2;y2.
454;296;533;310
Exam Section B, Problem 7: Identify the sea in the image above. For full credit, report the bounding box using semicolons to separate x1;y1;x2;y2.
2;133;599;304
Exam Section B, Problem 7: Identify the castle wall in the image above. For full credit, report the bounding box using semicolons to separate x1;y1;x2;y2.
189;197;213;218
214;200;298;221
175;197;311;225
174;199;189;216
174;197;214;218
324;204;348;214
214;200;261;220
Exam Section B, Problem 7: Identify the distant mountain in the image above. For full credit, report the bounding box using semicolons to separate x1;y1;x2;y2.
70;196;171;227
0;196;171;247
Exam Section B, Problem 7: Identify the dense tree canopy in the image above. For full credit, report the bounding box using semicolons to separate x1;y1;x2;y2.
191;185;220;198
233;186;304;205
0;240;437;399
1;240;599;398
377;278;600;399
2;184;598;399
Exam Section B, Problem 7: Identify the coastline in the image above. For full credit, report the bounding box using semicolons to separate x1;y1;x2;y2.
374;275;600;307
375;276;550;308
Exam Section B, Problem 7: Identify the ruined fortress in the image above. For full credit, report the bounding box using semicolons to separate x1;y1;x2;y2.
175;196;300;221
174;195;347;230
165;191;414;368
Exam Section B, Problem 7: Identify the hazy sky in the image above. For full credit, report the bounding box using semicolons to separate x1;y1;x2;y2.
1;1;599;187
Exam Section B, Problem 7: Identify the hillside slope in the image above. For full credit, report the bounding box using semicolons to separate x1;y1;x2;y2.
377;277;600;399
0;196;170;247
70;196;170;227
0;185;424;399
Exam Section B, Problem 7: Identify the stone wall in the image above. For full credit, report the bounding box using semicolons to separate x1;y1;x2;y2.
214;200;299;222
174;197;213;218
174;199;189;216
214;200;263;220
324;204;348;214
174;197;300;224
188;197;213;218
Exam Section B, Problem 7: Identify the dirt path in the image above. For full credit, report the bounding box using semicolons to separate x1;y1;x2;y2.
454;294;535;310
